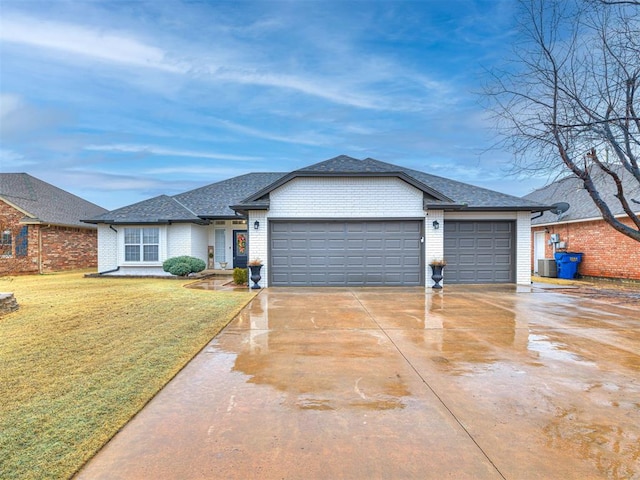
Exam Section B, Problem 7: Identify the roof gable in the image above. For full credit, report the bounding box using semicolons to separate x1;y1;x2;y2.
235;155;455;208
0;173;107;228
235;156;546;211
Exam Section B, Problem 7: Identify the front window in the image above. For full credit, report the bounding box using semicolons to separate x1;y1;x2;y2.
124;228;159;262
0;230;12;257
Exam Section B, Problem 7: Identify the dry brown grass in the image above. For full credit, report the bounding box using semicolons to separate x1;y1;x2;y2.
0;271;254;480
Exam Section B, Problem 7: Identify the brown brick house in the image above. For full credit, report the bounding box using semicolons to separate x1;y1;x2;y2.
0;173;107;274
524;168;640;281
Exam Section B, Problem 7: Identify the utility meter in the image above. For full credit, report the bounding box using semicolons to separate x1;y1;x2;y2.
550;233;560;243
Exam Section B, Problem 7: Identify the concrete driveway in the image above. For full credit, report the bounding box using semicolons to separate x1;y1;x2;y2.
76;286;640;479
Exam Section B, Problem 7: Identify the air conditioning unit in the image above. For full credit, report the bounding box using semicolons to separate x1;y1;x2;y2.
538;258;557;277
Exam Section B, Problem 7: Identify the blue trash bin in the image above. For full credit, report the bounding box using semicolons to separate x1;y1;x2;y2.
554;252;583;279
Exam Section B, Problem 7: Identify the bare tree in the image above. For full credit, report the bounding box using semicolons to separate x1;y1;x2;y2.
487;0;640;241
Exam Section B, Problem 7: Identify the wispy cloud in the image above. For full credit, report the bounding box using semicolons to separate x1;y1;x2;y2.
85;144;260;161
144;165;250;176
0;15;183;73
0;13;438;112
209;118;331;146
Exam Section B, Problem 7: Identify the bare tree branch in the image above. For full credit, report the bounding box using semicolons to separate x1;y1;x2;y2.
485;0;640;242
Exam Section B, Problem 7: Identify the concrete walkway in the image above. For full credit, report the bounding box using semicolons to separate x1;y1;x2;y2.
76;286;640;479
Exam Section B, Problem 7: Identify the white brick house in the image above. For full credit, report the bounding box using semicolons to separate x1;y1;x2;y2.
85;156;548;287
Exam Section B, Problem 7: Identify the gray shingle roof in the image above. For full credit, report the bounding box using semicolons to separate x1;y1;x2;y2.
87;195;203;224
175;172;287;217
85;173;288;224
0;173;107;228
237;155;546;210
86;155;549;224
524;166;640;224
362;157;545;209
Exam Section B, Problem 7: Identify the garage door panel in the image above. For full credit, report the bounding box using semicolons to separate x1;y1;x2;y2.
385;239;402;249
459;223;476;233
459;239;475;248
495;254;511;265
444;221;515;284
328;239;345;249
289;239;307;249
476;254;494;265
270;220;423;286
347;256;364;267
402;255;420;265
309;239;326;249
403;239;420;249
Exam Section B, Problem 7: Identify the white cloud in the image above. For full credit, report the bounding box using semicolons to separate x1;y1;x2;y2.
0;14;184;73
0;13;438;111
0;94;22;118
0;148;34;169
84;144;260;161
145;166;249;176
210;118;330;146
215;69;386;110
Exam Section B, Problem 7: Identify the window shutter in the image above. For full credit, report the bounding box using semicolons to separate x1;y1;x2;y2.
16;226;28;257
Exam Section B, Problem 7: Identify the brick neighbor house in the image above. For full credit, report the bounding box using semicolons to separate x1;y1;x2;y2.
0;173;108;274
524;167;640;281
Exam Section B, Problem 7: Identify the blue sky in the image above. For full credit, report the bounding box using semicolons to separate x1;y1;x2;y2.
0;0;546;210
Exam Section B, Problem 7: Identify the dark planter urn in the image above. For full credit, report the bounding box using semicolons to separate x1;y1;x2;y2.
429;264;444;289
249;265;263;289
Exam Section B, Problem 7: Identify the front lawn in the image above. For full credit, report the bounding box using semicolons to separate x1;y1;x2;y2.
0;272;254;480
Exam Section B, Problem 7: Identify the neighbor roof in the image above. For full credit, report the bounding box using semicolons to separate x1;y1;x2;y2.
524;165;640;225
0;173;107;228
85;155;548;225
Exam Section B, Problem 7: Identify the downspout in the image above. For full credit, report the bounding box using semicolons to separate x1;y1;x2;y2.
98;225;120;275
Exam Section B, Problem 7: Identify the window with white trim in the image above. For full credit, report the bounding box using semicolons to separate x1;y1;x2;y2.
124;227;159;262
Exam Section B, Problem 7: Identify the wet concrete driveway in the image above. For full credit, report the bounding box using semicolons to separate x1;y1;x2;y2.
77;286;640;479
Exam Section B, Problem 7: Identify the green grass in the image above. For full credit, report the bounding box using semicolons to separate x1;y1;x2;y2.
0;272;255;480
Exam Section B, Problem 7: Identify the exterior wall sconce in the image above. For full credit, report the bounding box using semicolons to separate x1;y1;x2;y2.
254;220;260;230
432;220;440;230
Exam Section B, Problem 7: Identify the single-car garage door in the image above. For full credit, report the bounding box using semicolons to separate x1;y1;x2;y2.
444;221;515;283
270;220;423;286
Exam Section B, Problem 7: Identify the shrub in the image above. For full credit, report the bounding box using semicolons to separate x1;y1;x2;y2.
162;256;206;276
233;267;247;285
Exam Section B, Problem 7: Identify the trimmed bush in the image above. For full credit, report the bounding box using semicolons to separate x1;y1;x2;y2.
233;267;248;285
162;256;206;277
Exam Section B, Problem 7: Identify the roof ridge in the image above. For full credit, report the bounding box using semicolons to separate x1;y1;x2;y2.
170;195;199;217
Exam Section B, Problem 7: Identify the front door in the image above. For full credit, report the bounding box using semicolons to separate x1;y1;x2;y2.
233;230;248;268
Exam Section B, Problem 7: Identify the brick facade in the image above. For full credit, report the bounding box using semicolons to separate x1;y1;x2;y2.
0;200;98;274
531;217;640;280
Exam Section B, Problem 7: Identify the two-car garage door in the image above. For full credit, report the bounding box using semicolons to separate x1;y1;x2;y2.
270;220;423;286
